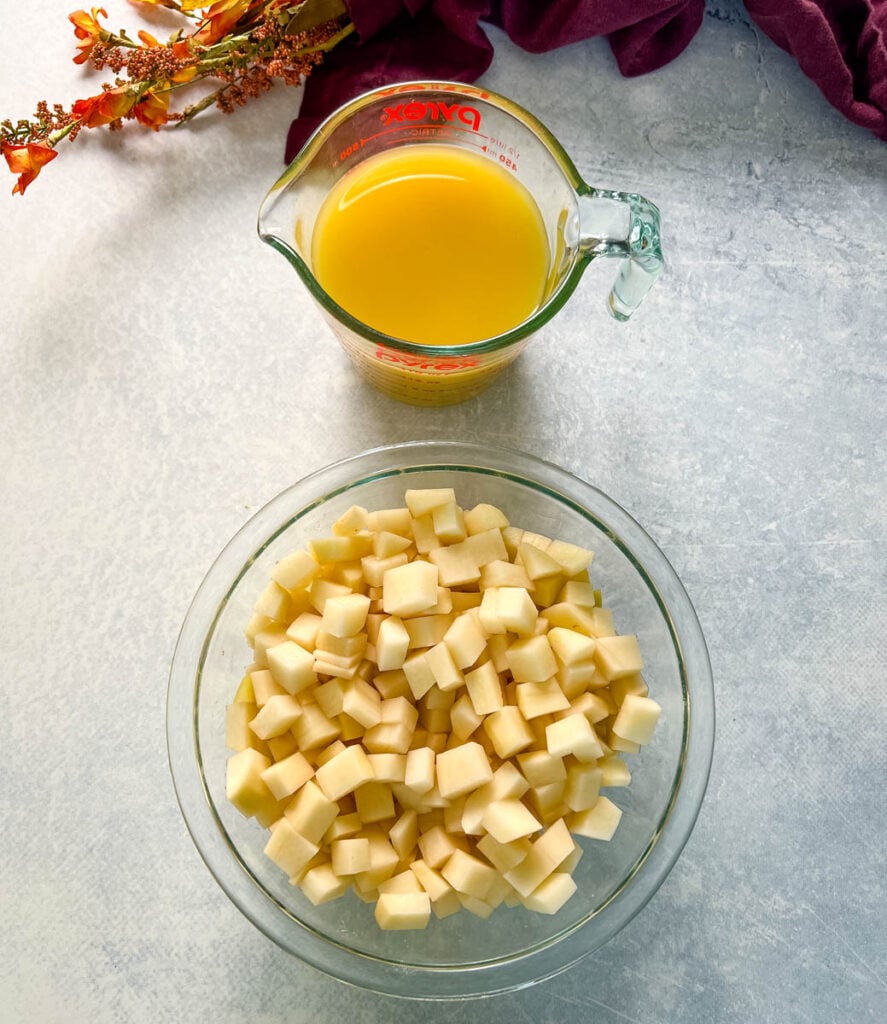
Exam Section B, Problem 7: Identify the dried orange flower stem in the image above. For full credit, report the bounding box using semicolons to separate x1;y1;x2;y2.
1;0;353;194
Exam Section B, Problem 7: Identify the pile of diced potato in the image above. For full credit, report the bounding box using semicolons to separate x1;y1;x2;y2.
226;488;661;930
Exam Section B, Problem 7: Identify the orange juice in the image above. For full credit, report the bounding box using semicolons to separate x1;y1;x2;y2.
310;144;549;346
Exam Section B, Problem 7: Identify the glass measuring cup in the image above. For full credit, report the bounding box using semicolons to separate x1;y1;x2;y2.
258;81;664;406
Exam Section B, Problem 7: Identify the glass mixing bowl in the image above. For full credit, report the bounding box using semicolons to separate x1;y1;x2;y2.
167;441;714;999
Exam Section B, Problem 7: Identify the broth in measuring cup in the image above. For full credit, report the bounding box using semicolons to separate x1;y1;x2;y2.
310;144;550;346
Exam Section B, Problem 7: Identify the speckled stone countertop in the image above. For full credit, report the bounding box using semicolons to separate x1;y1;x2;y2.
2;2;885;1022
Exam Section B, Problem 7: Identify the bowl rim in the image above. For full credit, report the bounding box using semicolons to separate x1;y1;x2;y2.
167;440;715;999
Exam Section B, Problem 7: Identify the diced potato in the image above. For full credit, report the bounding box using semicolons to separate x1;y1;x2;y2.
443;612;487;669
563;764;602;812
522;871;577;914
409;859;453;902
320;593;371;638
432;501;467;543
254;581;293;622
341;678;382;728
375;891;431;930
264;818;319;877
463;503;509;535
226;747;274;818
504;819;575;897
506;634;557;683
285;779;339;844
249;694;303;740
404;746;436;795
355;780;395;823
435;741;493;799
612;693;662;745
546;539;593;577
517;542;564;580
314;743;374;800
480;560;534;591
382;560;439;617
389;808;419;860
440;849;498;900
496;587;538;635
261;751;314;801
482;799;542;843
569;796;623;840
545;713;604;763
594;634;644;680
516;679;570;719
293;703;340;751
483;706;535;759
464;660;503;716
405;488;456;517
271;549;320;591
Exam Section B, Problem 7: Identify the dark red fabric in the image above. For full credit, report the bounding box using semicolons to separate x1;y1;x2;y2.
285;0;887;162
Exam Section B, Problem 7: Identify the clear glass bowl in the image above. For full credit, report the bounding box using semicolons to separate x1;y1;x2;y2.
167;441;714;999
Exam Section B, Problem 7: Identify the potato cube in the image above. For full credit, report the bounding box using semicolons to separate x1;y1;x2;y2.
404;613;453;649
424;641;464;692
463;503;509;534
522;871;577;914
372;669;411;700
496;587;538;635
320;593;371;638
594;634;644;680
378;869;424;895
417;824;458;869
402;651;436;701
432;501;467;543
310;534;373;564
483;706;535;759
355;780;395;823
254;581;293;622
293;702;340;751
506;635;557;683
300;863;350;905
389;808;419;860
480;560;534;591
405;746;436;795
261;751;314;801
226;702;258;751
226;747;274;818
314;743;375;800
428;543;480;587
546;713;604;763
516;679;570;720
440;848;498;900
546;539;594;577
270;549;319;591
464;660;503;716
517;541;564;580
405;488;456;517
341;678;382;728
462;528;508;567
284;779;339;843
476;833;532;874
361;553;409;588
409;859;453;902
370;615;407;671
263;818;319;877
504;819;575;897
435;741;493;799
374;891;431;930
285;612;323;652
569;795;623;840
548;626;596;666
449;693;481;741
443;612;487;669
482;799;542;844
368;507;412;534
266;641;317;696
382;560;439;617
249;694;303;740
564;763;602;812
516;750;566;788
366;752;406;783
612;693;661;745
323;811;362;843
599;755;632;788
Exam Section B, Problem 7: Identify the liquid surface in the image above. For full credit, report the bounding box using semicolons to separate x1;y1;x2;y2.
311;145;549;346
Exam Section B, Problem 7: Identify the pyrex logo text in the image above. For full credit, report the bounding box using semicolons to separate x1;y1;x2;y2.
381;101;482;132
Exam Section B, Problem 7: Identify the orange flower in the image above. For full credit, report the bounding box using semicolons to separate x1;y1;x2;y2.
193;0;254;46
2;142;59;196
72;86;136;128
133;89;170;130
69;7;108;65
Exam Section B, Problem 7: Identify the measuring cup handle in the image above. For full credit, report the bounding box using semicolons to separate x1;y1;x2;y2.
577;189;664;321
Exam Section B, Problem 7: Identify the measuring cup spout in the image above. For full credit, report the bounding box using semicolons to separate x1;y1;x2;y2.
577;189;664;320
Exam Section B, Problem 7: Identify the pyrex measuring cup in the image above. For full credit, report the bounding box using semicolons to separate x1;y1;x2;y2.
258;81;664;406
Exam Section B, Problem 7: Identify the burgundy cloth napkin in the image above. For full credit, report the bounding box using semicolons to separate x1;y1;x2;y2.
284;0;887;162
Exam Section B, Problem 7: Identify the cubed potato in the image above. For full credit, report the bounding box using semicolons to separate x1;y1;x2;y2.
417;824;458;869
563;764;602;812
314;743;374;800
612;693;661;745
409;859;453;902
267;641;317;695
261;751;315;801
405;488;456;517
506;635;557;683
226;747;274;818
569;795;623;840
404;613;453;649
483;706;535;759
522;871;577;914
516;749;566;787
389;808;419;860
516;679;570;719
270;549;319;591
548;626;596;666
254;581;293;622
476;832;532;873
226;702;258;751
284;779;339;843
332;504;370;536
480;560;534;592
463;503;509;535
504;819;575;897
464;660;503;716
341;678;382;728
402;651;436;701
428;543;480;587
443;612;487;669
598;755;632;788
405;746;436;795
517;541;564;580
496;587;538;635
293;702;340;751
299;862;351;905
320;593;371;638
546;539;593;577
249;694;303;740
440;848;498;900
374;891;431;930
593;634;644;680
432;501;467;543
367;752;406;783
482;799;542;843
545;713;604;763
264;817;319;877
355;780;395;823
463;528;508;567
367;507;412;535
361;552;409;588
382;560;439;617
435;741;493;799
